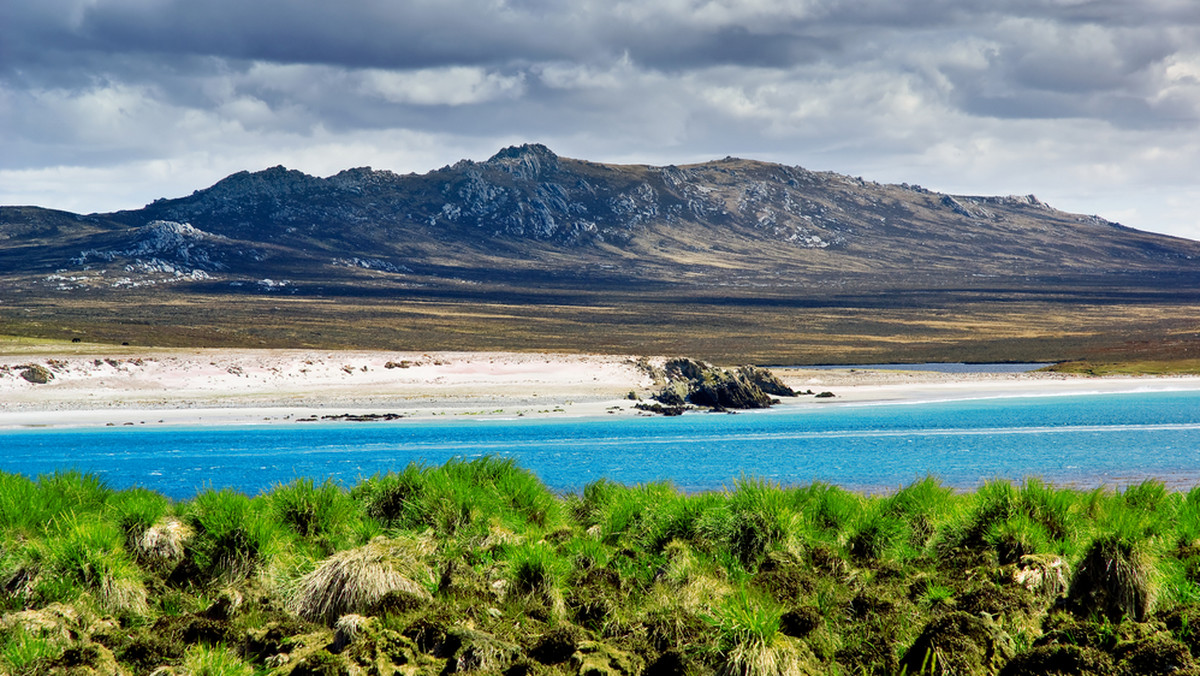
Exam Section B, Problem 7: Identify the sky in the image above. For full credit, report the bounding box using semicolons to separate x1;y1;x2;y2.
3;0;1200;240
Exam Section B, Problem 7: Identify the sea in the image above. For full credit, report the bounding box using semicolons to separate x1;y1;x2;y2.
3;389;1200;499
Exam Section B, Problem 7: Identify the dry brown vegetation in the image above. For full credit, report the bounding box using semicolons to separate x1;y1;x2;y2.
4;282;1200;365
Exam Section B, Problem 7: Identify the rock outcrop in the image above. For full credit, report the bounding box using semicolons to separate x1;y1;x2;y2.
20;364;53;384
736;365;797;397
653;358;794;410
68;220;256;282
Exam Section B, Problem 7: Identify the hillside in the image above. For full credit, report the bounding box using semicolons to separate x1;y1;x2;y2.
2;145;1199;363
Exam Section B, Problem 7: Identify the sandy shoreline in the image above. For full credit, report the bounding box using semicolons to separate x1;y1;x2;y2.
3;348;1200;429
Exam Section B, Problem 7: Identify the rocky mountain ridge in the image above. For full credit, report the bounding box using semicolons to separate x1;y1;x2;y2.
142;144;1094;250
2;144;1198;294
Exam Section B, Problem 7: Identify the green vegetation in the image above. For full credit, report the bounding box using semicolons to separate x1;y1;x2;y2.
7;462;1200;674
1045;359;1200;376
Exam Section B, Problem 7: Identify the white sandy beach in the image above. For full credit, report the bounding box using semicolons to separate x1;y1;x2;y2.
2;348;1200;429
774;367;1200;405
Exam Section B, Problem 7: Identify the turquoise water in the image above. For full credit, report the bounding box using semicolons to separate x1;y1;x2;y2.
2;390;1200;498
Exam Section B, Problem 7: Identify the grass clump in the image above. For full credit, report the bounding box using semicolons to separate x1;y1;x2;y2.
847;506;907;563
723;479;795;567
881;475;956;550
353;457;563;539
0;470;110;537
130;516;191;571
899;611;1015;676
1068;532;1156;623
706;589;813;676
792;481;863;541
10;512;147;614
179;642;256;676
0;624;63;675
291;535;433;624
269;477;363;555
181;488;279;584
106;486;173;549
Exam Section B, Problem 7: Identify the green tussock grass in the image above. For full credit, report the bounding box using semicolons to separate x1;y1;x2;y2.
180;642;256;676
4;460;1200;675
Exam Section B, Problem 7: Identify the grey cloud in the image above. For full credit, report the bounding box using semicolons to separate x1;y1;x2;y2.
5;1;1195;97
924;19;1200;128
4;0;1200;238
5;0;591;70
1005;23;1178;94
2;1;853;76
2;1;1196;129
623;27;839;70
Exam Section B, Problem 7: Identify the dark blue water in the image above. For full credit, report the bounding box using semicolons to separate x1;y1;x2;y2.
3;391;1200;499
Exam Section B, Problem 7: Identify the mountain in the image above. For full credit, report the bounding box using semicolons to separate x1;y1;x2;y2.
2;144;1199;362
4;143;1198;289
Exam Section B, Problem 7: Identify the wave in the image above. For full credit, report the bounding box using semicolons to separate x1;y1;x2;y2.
304;421;1200;456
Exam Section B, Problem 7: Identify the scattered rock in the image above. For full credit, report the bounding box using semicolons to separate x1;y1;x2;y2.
319;413;406;422
634;402;687;416
20;363;53;383
0;603;90;643
338;619;425;674
43;641;124;676
286;647;348;676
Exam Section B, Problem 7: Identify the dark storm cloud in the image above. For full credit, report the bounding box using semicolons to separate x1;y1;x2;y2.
3;0;1197;132
6;1;1193;124
3;0;589;70
623;27;840;70
0;1;977;73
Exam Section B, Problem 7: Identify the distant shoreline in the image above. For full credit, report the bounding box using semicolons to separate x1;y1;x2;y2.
794;362;1052;373
3;347;1200;429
